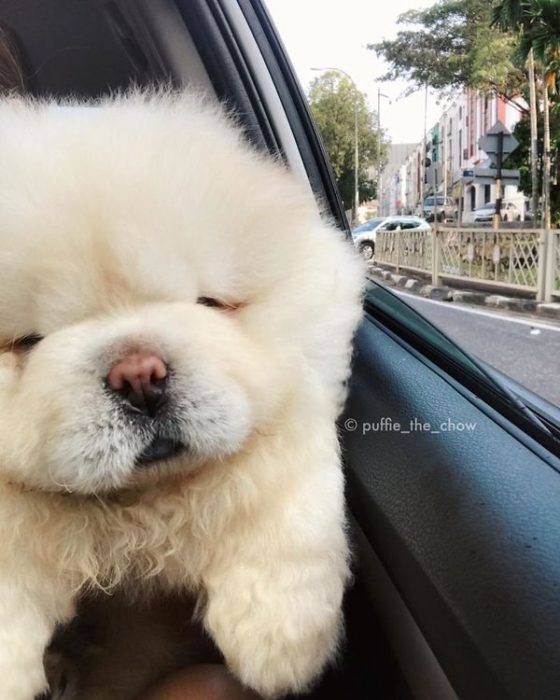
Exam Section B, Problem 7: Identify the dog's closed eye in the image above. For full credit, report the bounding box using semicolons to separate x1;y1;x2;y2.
197;297;240;311
9;333;44;351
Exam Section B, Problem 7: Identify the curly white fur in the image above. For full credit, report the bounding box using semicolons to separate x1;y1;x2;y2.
0;90;363;699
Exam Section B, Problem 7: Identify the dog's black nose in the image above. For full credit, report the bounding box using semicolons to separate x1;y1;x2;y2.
108;353;168;417
118;376;167;416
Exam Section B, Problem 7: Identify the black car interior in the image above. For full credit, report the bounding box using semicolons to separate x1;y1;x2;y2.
2;1;559;698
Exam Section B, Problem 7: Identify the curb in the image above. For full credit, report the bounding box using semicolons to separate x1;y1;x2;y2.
367;265;560;320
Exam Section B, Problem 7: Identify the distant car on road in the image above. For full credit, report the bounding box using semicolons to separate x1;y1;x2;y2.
351;217;387;260
471;201;523;224
352;215;430;260
422;196;457;223
472;203;496;223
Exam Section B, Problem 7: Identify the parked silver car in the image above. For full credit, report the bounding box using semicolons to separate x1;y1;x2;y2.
352;215;431;260
471;201;523;223
422;196;457;223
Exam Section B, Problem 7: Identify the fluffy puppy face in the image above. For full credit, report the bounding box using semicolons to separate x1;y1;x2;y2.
2;304;276;494
0;92;362;495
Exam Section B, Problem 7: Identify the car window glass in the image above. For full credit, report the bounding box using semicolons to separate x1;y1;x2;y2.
354;217;384;232
266;0;560;416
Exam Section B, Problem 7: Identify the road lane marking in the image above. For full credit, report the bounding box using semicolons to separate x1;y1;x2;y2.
393;289;560;333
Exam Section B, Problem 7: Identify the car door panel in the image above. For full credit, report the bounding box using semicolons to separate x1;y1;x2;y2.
341;315;560;699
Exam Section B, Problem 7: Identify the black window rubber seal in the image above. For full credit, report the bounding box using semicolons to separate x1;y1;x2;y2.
174;0;281;155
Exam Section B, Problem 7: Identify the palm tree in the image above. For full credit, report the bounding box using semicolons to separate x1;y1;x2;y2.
492;0;530;30
518;0;560;228
493;1;539;225
527;49;539;226
518;0;560;86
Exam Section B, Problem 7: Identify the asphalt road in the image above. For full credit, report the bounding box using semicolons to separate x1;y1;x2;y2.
395;291;560;406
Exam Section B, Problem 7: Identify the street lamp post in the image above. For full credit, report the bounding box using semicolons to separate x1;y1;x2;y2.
377;89;390;215
311;67;359;224
420;83;428;219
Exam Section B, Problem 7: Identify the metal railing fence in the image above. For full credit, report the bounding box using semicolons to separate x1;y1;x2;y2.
374;226;558;302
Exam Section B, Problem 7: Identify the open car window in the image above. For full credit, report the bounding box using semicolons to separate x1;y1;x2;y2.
365;280;560;456
265;0;560;456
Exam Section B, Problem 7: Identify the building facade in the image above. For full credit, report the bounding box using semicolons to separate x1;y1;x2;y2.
383;91;524;220
378;143;417;216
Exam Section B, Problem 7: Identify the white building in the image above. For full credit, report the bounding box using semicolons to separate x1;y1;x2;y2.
391;90;525;221
379;143;417;215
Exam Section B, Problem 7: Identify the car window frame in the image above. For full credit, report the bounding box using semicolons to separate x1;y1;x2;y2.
237;0;559;457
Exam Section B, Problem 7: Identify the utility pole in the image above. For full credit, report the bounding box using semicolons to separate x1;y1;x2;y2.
443;119;448;199
420;83;428;218
352;93;359;224
493;131;504;231
528;50;539;226
376;89;390;216
377;89;382;216
433;153;438;223
543;80;551;230
432;121;442;223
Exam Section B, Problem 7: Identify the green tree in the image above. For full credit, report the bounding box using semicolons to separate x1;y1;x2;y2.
308;72;385;212
370;0;525;107
505;104;560;223
494;0;560;225
513;0;560;78
493;1;540;223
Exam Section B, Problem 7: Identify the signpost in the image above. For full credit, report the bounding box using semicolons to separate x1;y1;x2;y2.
468;168;520;186
478;121;519;230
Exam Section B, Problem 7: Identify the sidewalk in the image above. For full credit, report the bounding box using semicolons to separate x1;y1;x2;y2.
367;264;560;320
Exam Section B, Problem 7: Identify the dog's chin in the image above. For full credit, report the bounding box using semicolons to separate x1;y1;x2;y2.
30;442;196;497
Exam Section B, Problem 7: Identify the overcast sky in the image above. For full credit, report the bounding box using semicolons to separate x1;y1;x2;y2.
264;0;445;145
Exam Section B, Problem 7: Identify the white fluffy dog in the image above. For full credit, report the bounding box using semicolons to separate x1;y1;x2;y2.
0;90;363;699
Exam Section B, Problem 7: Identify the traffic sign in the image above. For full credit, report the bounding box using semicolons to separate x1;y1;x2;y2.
478;122;520;230
471;167;520;186
459;167;519;186
478;121;519;166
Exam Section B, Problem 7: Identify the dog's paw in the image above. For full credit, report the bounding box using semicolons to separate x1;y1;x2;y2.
207;599;343;698
33;692;51;700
